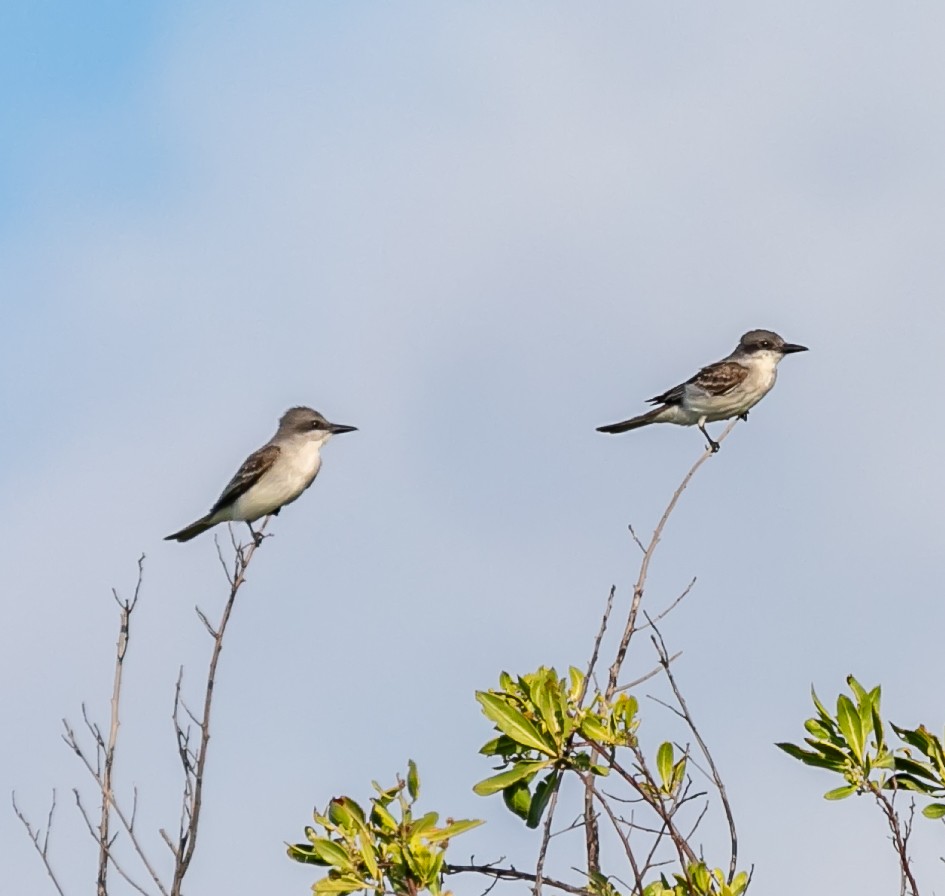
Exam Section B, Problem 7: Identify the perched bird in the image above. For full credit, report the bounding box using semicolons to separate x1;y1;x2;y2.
165;406;356;543
597;329;807;452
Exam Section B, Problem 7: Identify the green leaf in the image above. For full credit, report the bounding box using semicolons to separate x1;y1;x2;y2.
313;873;369;894
891;755;940;784
811;686;832;723
473;760;549;796
526;771;560;829
824;785;857;800
777;742;822;764
327;798;367;833
287;843;326;865
502;779;531;819
836;694;864;762
533;675;562;739
885;773;940;794
569;666;585;701
476;693;556;756
922;802;945;819
306;838;354;870
409;811;439;837
656;742;674;791
854;683;877;747
804;718;839;742
846;675;868;704
407;760;420;801
803;738;853;765
370;802;398;832
670;757;686;794
871;703;886;753
357;832;379;881
580;714;615;745
891;724;945;777
371;781;401;805
616;693;639;724
690;862;710;892
424;818;485;842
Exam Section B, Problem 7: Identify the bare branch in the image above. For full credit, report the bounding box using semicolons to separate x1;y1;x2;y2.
871;788;919;896
606;421;736;700
169;516;270;895
534;780;562;896
12;791;67;896
580;586;614;707
96;557;143;896
72;792;155;896
446;862;592;896
647;617;738;883
59;563;169;896
614;651;682;693
585;779;644;894
627;524;646;555
639;577;697;629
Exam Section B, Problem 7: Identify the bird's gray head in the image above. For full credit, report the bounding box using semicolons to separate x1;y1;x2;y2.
737;329;808;357
278;406;358;439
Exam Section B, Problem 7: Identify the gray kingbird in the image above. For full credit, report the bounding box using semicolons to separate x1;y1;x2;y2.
597;329;807;452
165;406;356;543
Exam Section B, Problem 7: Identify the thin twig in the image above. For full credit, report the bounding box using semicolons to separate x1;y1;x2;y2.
606;421;735;700
627;524;646;555
585;779;644;894
446;863;592;896
579;587;615;707
169;517;269;895
870;788;919;896
97;556;143;896
614;652;682;693
12;791;67;896
648;618;738;883
639;578;697;629
62;721;168;896
534;780;562;896
73;791;154;896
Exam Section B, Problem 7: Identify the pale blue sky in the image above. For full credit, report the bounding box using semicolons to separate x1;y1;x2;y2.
4;3;945;894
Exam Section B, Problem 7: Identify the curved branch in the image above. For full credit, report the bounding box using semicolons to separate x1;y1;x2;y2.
606;421;736;699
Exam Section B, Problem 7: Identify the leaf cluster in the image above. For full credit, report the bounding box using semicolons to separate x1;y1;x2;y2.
473;666;641;827
641;862;749;896
287;761;482;896
777;674;945;817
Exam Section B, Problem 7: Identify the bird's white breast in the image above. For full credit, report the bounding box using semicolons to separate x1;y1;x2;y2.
685;350;782;421
231;437;323;522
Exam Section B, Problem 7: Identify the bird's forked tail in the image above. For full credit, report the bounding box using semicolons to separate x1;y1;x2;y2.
596;405;665;435
164;515;215;542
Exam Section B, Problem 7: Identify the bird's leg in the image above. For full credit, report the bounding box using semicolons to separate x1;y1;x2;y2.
698;418;720;453
246;521;265;548
737;411;750;422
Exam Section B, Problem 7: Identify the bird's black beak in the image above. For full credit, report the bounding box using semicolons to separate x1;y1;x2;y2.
781;343;808;354
329;423;358;435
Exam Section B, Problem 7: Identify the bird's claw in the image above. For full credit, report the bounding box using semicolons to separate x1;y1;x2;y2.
737;412;749;422
246;523;267;548
708;440;720;454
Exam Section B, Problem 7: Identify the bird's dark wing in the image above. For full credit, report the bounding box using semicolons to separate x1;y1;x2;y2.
647;361;749;405
209;444;280;514
688;361;750;395
646;381;686;406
